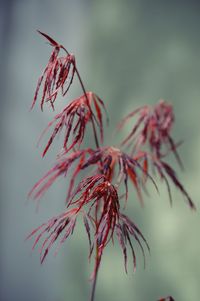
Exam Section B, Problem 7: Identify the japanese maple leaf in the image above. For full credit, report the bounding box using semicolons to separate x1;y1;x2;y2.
118;100;183;168
38;92;107;157
31;31;76;111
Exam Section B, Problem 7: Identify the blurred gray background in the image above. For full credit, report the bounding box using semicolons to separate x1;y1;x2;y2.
0;0;200;300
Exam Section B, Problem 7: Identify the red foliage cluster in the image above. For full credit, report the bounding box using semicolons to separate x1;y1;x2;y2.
81;146;158;203
28;31;194;301
28;174;149;281
31;31;76;111
38;92;107;157
119;100;183;167
119;101;195;209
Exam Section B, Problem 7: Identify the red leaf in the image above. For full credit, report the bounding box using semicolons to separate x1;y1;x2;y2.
37;30;60;47
127;167;144;206
37;92;107;156
93;96;103;142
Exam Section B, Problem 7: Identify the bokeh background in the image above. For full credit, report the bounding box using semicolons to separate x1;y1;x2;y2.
1;0;200;300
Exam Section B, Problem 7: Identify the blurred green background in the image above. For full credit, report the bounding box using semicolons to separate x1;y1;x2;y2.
0;0;200;300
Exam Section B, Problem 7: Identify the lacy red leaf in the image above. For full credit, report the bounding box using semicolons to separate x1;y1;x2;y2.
38;92;107;156
26;207;78;263
31;32;76;111
119;100;183;168
116;213;150;273
28;174;148;283
28;149;92;204
67;175;149;279
134;151;195;209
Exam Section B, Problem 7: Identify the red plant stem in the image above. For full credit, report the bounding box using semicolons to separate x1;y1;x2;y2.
90;209;101;301
61;45;100;148
90;244;101;301
74;67;100;149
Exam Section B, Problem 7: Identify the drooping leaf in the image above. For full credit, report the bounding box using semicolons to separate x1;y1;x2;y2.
37;30;60;47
